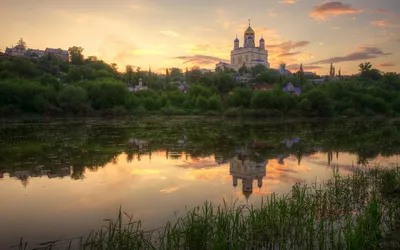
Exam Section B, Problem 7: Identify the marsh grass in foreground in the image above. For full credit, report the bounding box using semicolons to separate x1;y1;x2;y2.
14;166;400;250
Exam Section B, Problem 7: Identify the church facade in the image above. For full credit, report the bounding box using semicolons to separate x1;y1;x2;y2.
217;21;270;71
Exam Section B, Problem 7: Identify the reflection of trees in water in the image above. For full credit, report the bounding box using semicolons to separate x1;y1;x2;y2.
1;119;400;181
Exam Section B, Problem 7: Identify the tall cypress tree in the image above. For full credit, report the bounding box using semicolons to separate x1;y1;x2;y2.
299;63;305;87
166;68;170;84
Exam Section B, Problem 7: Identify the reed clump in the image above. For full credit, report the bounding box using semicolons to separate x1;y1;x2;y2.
15;166;400;250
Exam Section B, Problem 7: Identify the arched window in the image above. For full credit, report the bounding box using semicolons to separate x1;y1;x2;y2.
245;55;248;62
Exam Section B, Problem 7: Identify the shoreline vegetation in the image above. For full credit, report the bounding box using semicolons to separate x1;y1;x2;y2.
1;44;400;118
14;166;400;250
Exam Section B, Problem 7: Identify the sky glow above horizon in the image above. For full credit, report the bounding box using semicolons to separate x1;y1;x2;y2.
1;0;399;74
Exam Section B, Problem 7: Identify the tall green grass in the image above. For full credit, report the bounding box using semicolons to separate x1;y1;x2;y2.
14;166;400;250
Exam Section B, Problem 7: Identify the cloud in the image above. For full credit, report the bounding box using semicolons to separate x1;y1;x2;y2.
370;20;395;28
286;64;322;71
312;46;392;64
310;2;362;20
266;40;311;68
267;41;310;51
174;54;228;66
375;9;390;13
279;0;296;4
160;30;180;37
376;62;395;67
279;51;302;57
160;186;183;194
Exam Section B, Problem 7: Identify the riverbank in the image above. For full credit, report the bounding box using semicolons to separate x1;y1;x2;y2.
14;166;400;250
0;107;397;120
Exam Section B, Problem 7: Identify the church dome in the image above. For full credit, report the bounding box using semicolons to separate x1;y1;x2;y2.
234;38;239;42
245;26;255;35
260;37;264;42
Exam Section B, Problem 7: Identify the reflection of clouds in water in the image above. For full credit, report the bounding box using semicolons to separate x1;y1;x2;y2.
131;169;161;175
160;185;184;194
180;167;231;181
175;158;225;169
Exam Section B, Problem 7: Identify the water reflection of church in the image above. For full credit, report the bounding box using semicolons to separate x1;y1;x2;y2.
230;147;268;200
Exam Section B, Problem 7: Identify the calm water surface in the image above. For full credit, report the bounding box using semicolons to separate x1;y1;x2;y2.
1;117;400;248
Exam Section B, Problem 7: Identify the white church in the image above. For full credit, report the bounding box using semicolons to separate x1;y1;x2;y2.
216;20;270;71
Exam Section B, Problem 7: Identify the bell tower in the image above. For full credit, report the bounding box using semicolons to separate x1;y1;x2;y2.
244;19;255;48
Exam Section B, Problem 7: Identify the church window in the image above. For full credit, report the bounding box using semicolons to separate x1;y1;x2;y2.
245;55;248;62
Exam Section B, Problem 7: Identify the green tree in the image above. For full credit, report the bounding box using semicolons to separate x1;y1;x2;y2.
170;68;182;82
68;46;84;65
207;94;222;111
17;38;27;49
126;65;133;84
299;63;305;87
58;85;88;113
239;63;248;76
359;62;372;73
166;69;170;84
251;64;268;77
195;96;208;111
188;66;202;84
110;63;118;74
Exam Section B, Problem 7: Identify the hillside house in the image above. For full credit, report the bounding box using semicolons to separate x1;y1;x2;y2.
283;82;301;95
45;48;69;61
5;45;26;57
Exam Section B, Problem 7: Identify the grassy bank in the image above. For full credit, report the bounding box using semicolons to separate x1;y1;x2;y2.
15;166;400;250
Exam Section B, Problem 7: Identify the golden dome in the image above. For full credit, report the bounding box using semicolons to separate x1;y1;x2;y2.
245;26;255;35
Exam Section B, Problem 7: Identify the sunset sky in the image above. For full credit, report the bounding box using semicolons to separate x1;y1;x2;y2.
1;0;399;74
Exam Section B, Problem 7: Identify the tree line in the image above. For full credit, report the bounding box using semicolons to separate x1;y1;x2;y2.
0;43;399;117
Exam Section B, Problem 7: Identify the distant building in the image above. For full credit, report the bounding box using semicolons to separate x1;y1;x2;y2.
25;49;45;59
5;44;26;57
178;84;188;93
308;78;325;84
216;61;231;70
304;72;315;77
226;20;270;71
283;82;301;95
45;48;69;61
199;68;212;74
133;78;148;92
279;63;292;75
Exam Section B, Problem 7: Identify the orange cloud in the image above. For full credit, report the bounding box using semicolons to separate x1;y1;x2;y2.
370;20;394;28
375;9;390;13
312;46;392;64
173;54;228;67
160;185;183;194
280;0;296;4
310;2;362;20
376;62;395;67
